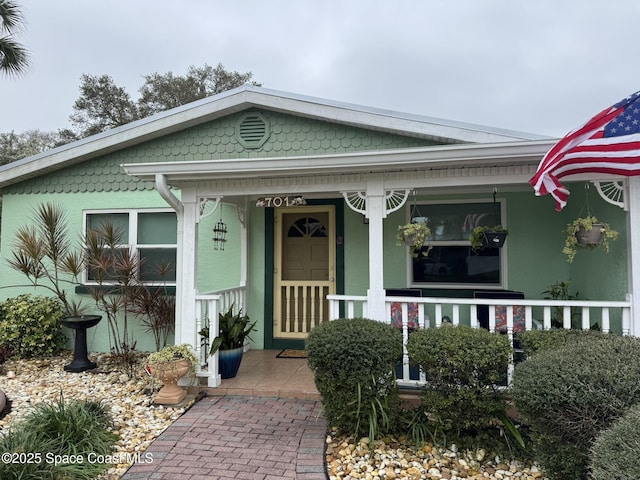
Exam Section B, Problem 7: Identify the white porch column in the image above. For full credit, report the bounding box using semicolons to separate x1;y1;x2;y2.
627;177;640;336
237;202;248;288
176;196;198;347
366;178;387;321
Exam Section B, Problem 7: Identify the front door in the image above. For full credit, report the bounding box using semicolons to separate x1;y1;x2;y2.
274;205;336;340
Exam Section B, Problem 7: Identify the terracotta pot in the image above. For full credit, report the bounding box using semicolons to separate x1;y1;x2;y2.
576;224;603;246
149;358;191;405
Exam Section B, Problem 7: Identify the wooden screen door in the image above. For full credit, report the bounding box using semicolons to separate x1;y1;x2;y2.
274;205;336;339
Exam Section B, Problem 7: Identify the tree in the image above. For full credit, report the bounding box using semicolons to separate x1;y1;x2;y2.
0;129;64;165
71;63;260;137
0;0;29;76
138;63;260;117
69;74;140;137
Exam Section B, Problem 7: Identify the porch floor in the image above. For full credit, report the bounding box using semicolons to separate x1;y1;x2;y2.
201;349;321;400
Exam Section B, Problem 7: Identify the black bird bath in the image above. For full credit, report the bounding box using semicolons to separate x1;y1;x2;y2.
61;315;102;372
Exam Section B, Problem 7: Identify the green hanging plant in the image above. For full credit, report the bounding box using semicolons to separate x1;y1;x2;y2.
396;222;432;258
563;216;618;263
469;225;508;251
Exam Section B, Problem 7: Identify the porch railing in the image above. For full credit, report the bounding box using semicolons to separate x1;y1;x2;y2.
327;294;632;386
195;286;247;387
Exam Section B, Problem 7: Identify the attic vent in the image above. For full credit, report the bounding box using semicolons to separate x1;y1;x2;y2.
236;112;270;148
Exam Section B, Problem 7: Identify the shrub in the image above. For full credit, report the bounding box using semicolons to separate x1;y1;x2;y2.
0;295;67;358
306;317;402;442
0;396;118;479
406;325;512;442
590;403;640;480
516;328;603;358
512;333;640;480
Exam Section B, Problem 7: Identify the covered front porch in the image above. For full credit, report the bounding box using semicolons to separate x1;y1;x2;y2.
122;141;640;389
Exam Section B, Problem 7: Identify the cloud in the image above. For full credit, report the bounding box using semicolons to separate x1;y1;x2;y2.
2;0;640;137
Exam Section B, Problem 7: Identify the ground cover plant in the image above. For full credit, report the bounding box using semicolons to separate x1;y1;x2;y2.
306;317;402;444
512;332;640;480
0;396;118;479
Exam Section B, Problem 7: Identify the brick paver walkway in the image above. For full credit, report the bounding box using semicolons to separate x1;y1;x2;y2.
121;396;327;480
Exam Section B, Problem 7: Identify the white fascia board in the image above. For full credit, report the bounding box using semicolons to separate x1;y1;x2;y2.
0;87;549;188
122;139;556;183
241;90;545;143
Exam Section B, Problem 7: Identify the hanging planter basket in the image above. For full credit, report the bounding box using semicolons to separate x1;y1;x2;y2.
575;224;603;246
481;231;508;249
469;226;508;251
563;215;619;263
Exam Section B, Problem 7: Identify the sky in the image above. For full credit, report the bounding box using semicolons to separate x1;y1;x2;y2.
2;0;640;138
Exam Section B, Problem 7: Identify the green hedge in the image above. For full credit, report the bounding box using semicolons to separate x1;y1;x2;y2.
0;295;67;358
306;317;402;441
590;403;640;480
516;328;603;358
512;333;640;480
406;325;511;438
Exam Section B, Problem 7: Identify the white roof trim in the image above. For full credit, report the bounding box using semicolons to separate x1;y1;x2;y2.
122;139;556;183
0;86;551;189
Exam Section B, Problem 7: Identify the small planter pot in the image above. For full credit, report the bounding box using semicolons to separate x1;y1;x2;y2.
150;358;191;405
219;347;244;379
576;224;603;246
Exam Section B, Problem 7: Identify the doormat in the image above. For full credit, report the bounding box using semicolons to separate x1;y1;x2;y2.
276;349;307;359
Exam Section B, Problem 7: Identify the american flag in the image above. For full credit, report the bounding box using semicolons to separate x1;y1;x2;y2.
530;91;640;210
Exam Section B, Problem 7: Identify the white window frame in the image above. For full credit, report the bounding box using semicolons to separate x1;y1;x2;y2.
82;208;177;286
406;198;508;290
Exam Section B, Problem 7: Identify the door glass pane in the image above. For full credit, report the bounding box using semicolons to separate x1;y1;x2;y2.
282;214;328;281
138;212;177;244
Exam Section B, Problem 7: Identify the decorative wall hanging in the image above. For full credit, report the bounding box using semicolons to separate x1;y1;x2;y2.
212;206;228;251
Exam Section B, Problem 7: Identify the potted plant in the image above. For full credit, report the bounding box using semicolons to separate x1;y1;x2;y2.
563;216;618;263
396;222;432;258
469;225;508;251
147;343;197;405
208;305;256;379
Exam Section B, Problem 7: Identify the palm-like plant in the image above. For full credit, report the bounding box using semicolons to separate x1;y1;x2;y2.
0;0;30;76
7;203;85;315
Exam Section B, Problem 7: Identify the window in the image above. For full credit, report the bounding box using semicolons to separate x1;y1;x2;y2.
84;209;177;284
409;200;505;288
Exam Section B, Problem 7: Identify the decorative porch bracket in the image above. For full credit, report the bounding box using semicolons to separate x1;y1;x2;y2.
593;180;626;210
198;196;223;223
342;189;410;218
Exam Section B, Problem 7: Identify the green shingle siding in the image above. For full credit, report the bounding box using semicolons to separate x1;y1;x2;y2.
6;109;439;194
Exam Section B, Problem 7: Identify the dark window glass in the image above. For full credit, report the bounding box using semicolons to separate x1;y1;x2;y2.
412;246;500;284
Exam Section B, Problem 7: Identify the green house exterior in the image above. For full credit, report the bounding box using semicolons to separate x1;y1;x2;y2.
0;86;636;386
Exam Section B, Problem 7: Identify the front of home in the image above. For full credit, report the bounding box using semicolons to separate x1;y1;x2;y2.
0;86;637;387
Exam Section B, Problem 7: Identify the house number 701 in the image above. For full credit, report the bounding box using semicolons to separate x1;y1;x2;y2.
256;196;306;207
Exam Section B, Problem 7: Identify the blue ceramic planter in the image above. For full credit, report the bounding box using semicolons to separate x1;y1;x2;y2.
219;347;244;379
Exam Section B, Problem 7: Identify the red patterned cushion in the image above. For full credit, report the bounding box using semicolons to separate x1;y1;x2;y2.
495;305;526;332
391;302;419;330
